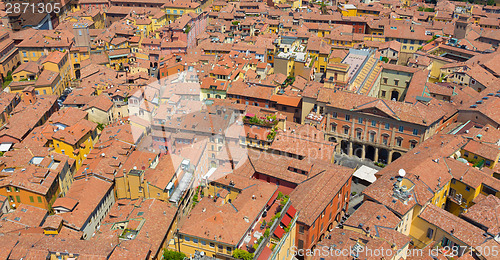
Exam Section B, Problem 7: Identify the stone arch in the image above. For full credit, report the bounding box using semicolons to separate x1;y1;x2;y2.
391;90;400;101
392;152;402;162
379;148;389;164
366;145;376;161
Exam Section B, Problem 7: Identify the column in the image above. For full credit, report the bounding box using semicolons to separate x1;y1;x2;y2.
374;147;379;163
348;142;353;156
388;150;394;164
361;144;366;160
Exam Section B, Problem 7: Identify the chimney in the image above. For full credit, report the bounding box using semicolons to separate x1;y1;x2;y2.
22;86;37;105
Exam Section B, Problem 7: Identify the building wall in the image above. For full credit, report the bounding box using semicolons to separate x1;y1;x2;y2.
81;185;115;240
297;178;352;250
53;129;97;170
177;233;235;259
86;107;114;125
457;110;500;128
410;214;467;250
378;69;414;101
0;182;58;211
461;149;499;169
271;214;297;260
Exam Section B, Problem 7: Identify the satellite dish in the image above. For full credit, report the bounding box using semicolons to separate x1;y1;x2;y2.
398;169;406;177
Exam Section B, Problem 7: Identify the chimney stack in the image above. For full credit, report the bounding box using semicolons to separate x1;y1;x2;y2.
22;86;37;105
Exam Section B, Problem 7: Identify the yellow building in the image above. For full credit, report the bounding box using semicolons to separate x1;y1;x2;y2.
338;4;357;17
17;30;75;64
70;46;90;79
52;119;98;169
42;215;64;235
42;50;72;94
8;61;64;96
0;166;60;211
410;204;485;253
307;39;331;74
461;140;500;169
11;62;41;82
161;1;201;22
175;179;286;259
324;62;349;88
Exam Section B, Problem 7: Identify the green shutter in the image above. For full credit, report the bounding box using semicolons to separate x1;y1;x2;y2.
15;196;20;203
29;196;34;203
37;196;42;203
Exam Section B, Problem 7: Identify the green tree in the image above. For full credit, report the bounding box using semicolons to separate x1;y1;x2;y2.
487;0;495;5
163;249;186;260
232;249;254;260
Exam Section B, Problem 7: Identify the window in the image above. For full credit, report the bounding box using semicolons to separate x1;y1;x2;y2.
29;196;34;203
332;112;337;118
37;196;42;203
385;123;390;130
14;187;19;192
298;239;304;249
185;236;190;242
398;126;404;132
369;132;376;142
299;225;305;234
464;152;469;157
383;78;388;84
6;187;11;192
466;186;471;192
358;117;363;124
16;196;21;203
311;235;315;242
209;243;215;248
486;160;491;167
321;223;324;230
410;141;417;149
426;228;434;239
396;138;403;147
201;240;206;246
345;114;350;121
381;90;386;97
394;79;399;86
371;120;376;127
356;130;362;139
218;245;223;250
413;129;418;135
226;247;232;253
344;127;349;135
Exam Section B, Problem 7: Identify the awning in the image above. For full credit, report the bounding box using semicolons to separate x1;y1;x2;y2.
0;143;13;152
273;225;285;239
281;213;292;226
353;165;378;183
286;205;297;218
